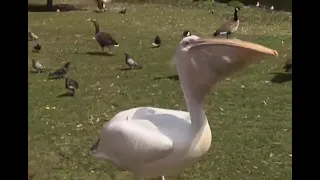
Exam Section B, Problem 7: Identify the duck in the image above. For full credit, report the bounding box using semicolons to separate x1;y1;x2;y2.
213;7;240;39
90;35;278;180
87;18;119;54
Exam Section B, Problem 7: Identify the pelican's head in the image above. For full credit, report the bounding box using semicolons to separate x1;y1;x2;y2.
175;36;278;100
178;35;200;52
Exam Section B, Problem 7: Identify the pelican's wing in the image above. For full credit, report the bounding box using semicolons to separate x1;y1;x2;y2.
93;114;174;169
186;38;278;83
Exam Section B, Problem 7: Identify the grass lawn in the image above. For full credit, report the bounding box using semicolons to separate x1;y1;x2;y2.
28;1;292;179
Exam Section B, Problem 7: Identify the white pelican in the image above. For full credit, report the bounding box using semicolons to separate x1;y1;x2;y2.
91;35;278;180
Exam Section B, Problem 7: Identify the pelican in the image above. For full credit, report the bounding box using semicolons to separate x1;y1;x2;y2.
91;35;278;180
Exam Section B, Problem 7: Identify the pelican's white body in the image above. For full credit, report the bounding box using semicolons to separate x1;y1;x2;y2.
92;35;278;179
93;106;211;178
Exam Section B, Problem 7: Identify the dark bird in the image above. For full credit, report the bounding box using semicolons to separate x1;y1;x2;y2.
119;7;126;14
48;62;70;79
181;30;191;39
152;35;161;48
124;52;142;69
31;59;44;73
65;77;79;96
283;59;292;73
32;40;42;53
87;18;120;54
213;7;240;39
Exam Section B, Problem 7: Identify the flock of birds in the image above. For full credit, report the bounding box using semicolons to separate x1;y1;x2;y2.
28;2;289;180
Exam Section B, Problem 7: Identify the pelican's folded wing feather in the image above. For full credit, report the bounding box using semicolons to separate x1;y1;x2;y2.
93;119;173;169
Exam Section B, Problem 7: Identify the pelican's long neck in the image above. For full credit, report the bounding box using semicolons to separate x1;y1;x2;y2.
182;84;208;131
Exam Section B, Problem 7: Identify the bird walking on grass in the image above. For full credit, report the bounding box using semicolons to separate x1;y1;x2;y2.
31;59;45;73
181;30;191;39
87;18;120;54
65;77;79;96
283;59;292;73
119;7;126;14
124;52;142;69
213;6;240;39
28;29;38;41
48;62;70;79
152;35;161;48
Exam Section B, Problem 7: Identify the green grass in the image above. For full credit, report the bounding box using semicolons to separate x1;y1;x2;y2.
28;1;292;180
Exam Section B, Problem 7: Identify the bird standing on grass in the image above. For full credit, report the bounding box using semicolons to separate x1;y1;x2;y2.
96;0;107;12
256;1;260;8
152;35;161;48
283;59;292;73
213;6;240;39
65;77;79;96
181;30;191;39
270;5;274;10
124;53;142;69
31;59;44;73
48;62;70;79
87;18;120;54
119;7;127;14
90;35;278;180
32;40;42;53
28;29;38;41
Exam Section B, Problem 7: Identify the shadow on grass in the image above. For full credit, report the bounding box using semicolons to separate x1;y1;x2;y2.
117;68;132;71
151;46;161;49
48;76;64;80
153;75;179;81
57;92;74;98
28;3;88;12
85;52;115;56
29;70;43;74
270;72;292;84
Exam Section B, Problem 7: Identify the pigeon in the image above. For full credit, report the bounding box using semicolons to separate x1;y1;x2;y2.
32;40;42;53
28;29;38;41
152;35;161;48
181;30;191;39
283;59;292;73
124;53;142;69
31;59;44;73
88;18;120;54
119;7;126;14
48;62;70;79
65;77;79;96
